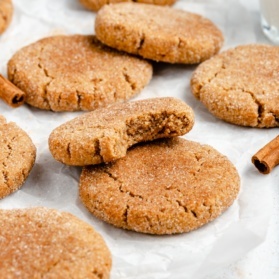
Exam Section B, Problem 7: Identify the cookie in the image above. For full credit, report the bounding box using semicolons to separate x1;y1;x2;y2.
0;0;13;34
7;35;152;111
0;207;112;278
79;0;176;12
95;2;224;64
79;137;240;235
0;115;36;199
49;97;194;166
191;44;279;128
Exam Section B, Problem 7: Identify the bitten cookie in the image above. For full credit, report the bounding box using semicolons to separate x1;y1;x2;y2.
79;0;176;12
0;0;13;34
191;44;279;128
7;35;152;111
0;115;36;199
95;2;223;64
0;207;112;278
49;97;194;166
79;137;240;235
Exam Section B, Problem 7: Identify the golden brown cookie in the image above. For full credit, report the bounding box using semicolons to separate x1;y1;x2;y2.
95;2;224;64
0;0;13;34
79;0;176;12
0;207;112;278
0;115;36;199
49;97;194;166
191;44;279;128
79;137;240;235
7;35;152;111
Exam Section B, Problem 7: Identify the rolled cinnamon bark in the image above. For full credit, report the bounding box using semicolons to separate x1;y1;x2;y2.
0;74;25;107
252;135;279;174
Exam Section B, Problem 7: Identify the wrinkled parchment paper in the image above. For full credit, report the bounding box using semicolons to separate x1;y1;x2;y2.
0;0;275;278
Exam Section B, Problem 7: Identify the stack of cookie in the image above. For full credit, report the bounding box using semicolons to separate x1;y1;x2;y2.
48;97;240;235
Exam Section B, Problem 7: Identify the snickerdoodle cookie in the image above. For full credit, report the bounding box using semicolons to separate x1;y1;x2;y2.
79;137;240;235
0;115;36;199
0;207;112;278
0;0;13;34
191;44;279;128
95;2;223;64
79;0;176;12
49;97;194;166
7;35;152;111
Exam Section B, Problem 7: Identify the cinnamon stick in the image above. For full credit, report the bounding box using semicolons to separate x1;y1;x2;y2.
252;135;279;174
0;74;25;107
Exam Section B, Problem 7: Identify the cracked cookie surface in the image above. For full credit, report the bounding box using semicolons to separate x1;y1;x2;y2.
0;207;112;279
79;0;176;12
95;2;223;64
49;97;194;166
0;0;12;34
191;44;279;127
79;137;240;235
7;35;152;111
0;115;36;199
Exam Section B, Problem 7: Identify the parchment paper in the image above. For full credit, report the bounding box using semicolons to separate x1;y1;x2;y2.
0;0;275;278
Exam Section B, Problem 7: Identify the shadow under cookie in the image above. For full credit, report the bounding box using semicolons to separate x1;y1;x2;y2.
79;137;240;235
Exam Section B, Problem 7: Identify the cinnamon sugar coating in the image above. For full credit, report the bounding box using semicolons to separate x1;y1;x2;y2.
191;44;279;127
7;35;152;111
0;0;13;34
95;2;223;64
0;115;36;199
79;0;176;12
79;138;240;235
49;97;194;166
0;207;112;278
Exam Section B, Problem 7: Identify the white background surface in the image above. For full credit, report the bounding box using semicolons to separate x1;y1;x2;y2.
0;0;278;278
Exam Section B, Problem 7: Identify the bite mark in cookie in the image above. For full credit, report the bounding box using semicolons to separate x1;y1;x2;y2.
49;97;194;166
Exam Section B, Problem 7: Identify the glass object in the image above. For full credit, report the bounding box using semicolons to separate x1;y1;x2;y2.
260;0;279;44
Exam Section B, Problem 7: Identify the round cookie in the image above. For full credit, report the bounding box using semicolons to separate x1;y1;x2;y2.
95;2;224;64
49;97;194;166
191;44;279;128
79;137;240;235
0;0;13;34
0;207;112;278
79;0;176;12
0;115;36;199
7;35;152;111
